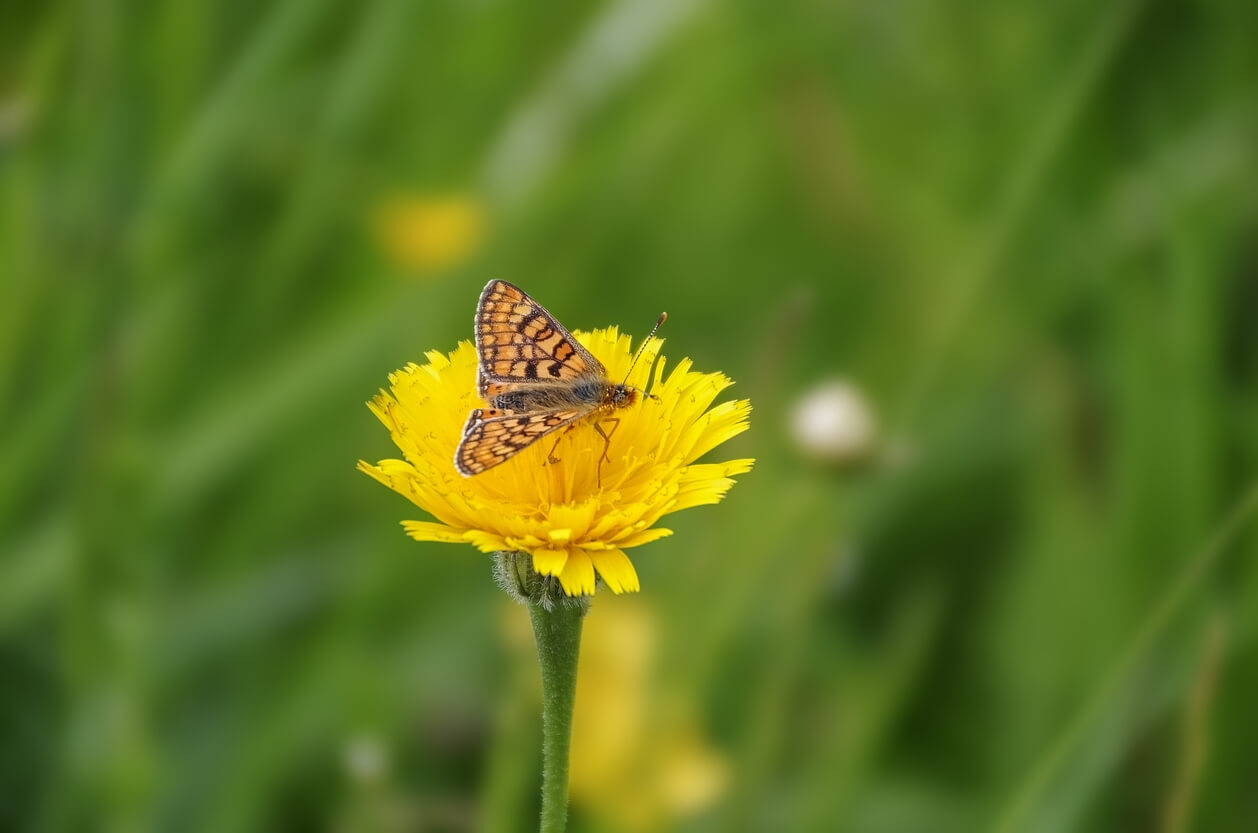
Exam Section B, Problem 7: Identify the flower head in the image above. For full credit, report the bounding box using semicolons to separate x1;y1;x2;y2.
358;327;752;596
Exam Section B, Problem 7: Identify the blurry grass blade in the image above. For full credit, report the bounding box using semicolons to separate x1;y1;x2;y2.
0;513;73;634
153;284;435;515
1101;105;1258;254
991;482;1258;833
798;589;946;829
1160;614;1227;833
896;0;1146;428
482;0;707;209
0;368;87;529
250;0;414;309
137;0;333;248
155;545;357;683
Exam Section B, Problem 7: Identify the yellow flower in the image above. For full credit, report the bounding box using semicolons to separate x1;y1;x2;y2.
372;194;486;273
358;327;752;596
502;598;727;831
566;599;727;831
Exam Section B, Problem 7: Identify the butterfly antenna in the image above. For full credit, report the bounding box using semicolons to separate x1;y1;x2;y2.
623;312;667;385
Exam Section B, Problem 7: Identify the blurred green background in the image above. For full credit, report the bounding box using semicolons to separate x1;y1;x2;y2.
4;1;1258;831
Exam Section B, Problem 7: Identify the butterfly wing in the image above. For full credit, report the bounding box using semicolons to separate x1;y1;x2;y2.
454;408;585;475
474;280;606;400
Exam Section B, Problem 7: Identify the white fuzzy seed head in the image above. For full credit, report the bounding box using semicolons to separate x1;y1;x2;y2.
790;379;878;465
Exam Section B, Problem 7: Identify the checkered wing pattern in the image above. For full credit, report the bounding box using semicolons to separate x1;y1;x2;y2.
454;408;584;475
473;280;605;400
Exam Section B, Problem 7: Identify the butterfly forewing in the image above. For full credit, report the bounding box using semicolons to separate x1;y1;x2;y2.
456;280;642;479
474;280;604;398
455;408;584;475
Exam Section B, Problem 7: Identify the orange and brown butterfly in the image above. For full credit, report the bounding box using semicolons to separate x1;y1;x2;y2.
454;280;666;483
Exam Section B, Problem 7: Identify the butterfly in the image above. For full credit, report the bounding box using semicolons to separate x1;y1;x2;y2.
454;280;666;484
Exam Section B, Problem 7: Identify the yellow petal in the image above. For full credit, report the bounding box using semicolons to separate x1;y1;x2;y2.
547;500;599;541
683;400;752;464
464;529;511;552
532;547;569;576
557;550;596;596
590;549;640;594
357;459;393;489
614;527;673;549
668;479;737;513
401;520;469;543
659;460;754;514
716;458;756;477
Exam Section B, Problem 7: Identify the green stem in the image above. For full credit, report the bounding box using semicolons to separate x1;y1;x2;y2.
528;600;585;833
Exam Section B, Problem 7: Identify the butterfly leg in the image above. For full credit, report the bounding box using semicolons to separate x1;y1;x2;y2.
546;423;582;465
593;418;620;488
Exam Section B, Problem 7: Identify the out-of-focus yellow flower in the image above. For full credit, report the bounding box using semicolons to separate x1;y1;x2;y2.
502;598;726;830
373;194;486;273
566;599;727;831
358;329;752;596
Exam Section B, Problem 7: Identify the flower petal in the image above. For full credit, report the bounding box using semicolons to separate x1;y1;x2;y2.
556;550;596;596
666;459;756;513
714;458;755;477
614;527;673;549
401;520;468;543
532;547;569;577
465;529;511;552
685;400;753;464
590;549;640;594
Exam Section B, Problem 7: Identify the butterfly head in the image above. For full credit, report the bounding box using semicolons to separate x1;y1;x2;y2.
607;383;638;409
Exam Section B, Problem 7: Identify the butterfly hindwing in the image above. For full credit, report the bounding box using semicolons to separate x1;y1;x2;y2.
474;280;604;398
454;407;585;476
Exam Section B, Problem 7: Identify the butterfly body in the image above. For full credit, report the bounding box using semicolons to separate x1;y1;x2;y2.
454;280;654;479
487;378;636;414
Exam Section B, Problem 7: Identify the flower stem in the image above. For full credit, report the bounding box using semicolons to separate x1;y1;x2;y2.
528;599;585;833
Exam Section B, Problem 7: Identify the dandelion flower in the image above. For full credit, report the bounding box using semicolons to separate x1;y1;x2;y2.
358;327;752;596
